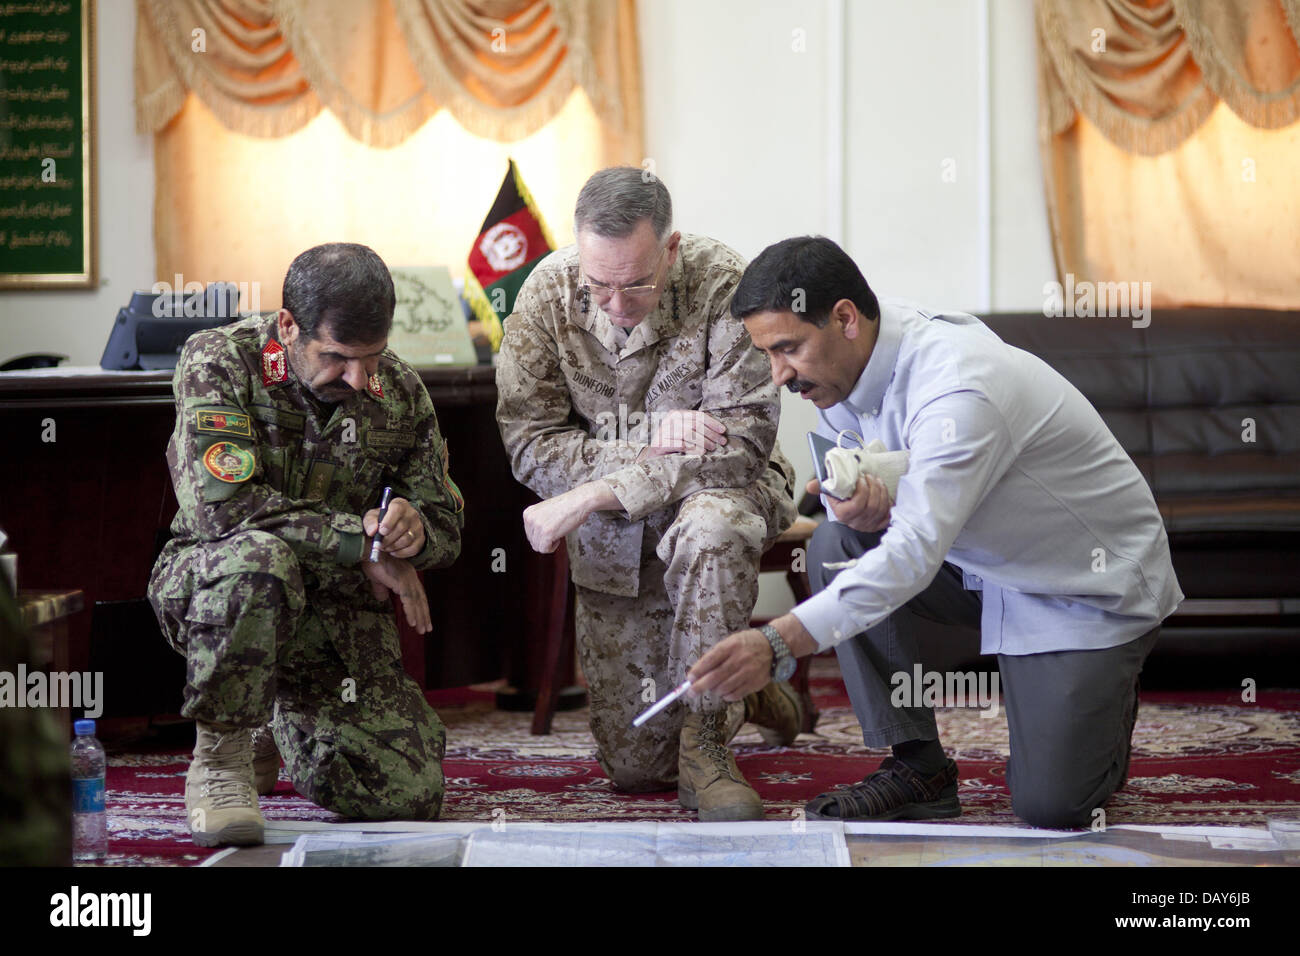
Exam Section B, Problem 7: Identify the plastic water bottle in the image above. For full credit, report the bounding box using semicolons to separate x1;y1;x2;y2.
71;719;108;861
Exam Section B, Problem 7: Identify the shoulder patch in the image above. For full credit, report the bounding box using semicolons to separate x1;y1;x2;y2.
195;409;252;437
262;340;287;386
203;441;256;483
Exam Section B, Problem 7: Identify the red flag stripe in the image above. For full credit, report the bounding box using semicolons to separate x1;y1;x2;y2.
467;207;552;288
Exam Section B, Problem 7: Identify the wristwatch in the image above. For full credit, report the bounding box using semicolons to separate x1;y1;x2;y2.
759;624;797;683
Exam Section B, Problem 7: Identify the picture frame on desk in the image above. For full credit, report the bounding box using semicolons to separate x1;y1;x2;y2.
387;266;480;367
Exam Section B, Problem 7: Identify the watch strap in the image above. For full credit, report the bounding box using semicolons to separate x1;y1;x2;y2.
759;624;793;678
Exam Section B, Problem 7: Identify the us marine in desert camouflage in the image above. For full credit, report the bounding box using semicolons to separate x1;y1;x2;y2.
495;167;804;821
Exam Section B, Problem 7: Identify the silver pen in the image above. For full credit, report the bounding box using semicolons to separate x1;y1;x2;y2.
631;679;693;728
368;486;394;563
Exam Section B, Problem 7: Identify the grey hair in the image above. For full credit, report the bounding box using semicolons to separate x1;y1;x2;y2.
573;166;673;241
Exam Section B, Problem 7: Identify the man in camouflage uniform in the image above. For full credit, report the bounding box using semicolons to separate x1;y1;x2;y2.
0;568;71;866
148;243;464;847
495;167;802;821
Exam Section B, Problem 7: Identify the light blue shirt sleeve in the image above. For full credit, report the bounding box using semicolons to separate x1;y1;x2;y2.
793;389;1016;652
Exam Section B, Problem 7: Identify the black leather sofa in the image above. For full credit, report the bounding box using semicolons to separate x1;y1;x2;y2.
912;307;1300;669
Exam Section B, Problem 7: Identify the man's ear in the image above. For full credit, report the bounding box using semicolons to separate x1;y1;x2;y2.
277;308;299;347
666;230;682;263
834;299;861;340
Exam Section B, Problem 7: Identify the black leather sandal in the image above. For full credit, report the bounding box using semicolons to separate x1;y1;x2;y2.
804;756;961;821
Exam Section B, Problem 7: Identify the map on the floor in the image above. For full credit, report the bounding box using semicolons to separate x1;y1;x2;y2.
841;822;1290;867
462;822;850;867
271;820;1290;868
277;822;850;867
280;831;464;867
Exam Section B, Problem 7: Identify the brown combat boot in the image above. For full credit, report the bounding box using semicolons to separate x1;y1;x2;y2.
251;723;280;796
185;721;265;847
743;680;805;747
678;705;763;821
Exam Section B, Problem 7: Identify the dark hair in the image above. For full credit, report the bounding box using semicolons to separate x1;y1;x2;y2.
730;236;879;328
574;166;673;240
281;242;395;343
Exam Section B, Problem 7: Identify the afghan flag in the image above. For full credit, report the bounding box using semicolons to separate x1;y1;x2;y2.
465;159;556;351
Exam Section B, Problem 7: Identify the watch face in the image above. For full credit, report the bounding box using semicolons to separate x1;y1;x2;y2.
775;656;797;683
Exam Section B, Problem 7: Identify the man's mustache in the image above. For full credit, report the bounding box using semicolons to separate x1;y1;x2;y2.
313;382;355;401
785;378;816;393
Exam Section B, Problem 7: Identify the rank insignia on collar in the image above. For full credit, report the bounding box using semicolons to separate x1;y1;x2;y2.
262;340;287;386
367;372;384;399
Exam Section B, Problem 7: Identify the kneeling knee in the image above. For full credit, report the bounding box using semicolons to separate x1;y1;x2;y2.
1012;790;1097;830
300;750;444;821
667;498;767;561
326;778;444;821
368;785;444;821
604;758;675;794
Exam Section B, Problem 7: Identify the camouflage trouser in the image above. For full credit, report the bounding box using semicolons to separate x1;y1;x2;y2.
148;530;445;820
575;481;797;792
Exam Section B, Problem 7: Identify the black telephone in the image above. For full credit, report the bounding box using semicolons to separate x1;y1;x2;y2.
100;283;245;370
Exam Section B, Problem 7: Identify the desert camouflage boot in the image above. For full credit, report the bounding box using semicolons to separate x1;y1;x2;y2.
678;706;763;821
743;680;805;747
251;723;280;796
185;721;264;847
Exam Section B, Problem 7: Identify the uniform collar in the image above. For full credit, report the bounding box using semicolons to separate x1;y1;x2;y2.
631;252;685;352
258;314;381;405
259;316;290;392
842;302;902;417
576;248;684;357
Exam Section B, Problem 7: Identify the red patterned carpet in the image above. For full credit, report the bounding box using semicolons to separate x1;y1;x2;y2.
99;660;1300;866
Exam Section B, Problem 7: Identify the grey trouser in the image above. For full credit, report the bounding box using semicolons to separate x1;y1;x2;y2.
809;521;1160;829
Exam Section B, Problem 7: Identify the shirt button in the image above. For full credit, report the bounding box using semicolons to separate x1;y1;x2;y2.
870;407;879;416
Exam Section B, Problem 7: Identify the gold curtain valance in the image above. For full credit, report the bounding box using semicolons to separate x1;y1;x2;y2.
135;0;636;146
1037;0;1300;156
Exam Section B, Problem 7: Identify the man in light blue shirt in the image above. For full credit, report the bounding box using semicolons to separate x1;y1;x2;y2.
688;236;1183;828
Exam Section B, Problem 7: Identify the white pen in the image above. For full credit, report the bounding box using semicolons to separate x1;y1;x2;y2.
631;679;693;728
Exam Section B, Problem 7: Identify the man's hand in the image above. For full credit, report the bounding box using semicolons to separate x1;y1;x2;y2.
361;550;432;634
364;497;424;559
638;409;727;459
688;613;819;701
807;476;892;533
523;481;621;554
687;628;773;701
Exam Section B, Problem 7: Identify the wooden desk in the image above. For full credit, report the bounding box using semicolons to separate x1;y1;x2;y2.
19;589;84;670
0;366;571;715
18;589;84;733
